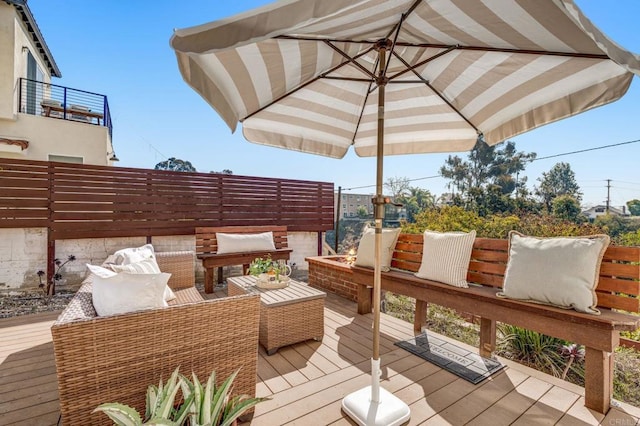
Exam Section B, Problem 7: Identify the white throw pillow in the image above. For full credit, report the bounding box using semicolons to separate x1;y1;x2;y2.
113;244;156;265
354;227;401;272
109;257;161;274
414;230;476;288
497;232;610;314
86;263;117;278
87;259;176;302
216;232;276;254
92;272;171;316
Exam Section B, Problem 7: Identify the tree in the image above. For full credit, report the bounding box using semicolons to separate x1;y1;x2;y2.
154;157;196;172
439;138;536;214
384;176;410;200
551;195;582;222
627;199;640;216
397;187;436;223
356;205;369;219
535;162;582;212
211;169;233;174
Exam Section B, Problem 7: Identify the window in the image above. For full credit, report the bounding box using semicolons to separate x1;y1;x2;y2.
595;207;605;213
25;51;44;115
48;155;83;164
343;212;348;218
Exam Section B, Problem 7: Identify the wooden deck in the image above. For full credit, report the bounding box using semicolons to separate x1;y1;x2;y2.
1;292;639;425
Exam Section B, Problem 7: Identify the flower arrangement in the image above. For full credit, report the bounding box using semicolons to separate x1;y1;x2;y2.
248;254;276;276
249;255;290;279
248;255;291;288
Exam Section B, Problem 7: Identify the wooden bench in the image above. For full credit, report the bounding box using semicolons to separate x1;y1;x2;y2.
196;225;292;293
308;233;640;414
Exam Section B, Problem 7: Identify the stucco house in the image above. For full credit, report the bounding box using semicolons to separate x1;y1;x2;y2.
0;0;116;165
582;205;629;220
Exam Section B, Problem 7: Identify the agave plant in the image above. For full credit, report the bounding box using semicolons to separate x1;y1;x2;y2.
94;367;191;425
183;369;268;426
93;367;266;426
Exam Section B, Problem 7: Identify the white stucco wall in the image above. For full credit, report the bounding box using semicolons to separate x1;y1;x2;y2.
0;229;321;290
0;3;17;119
0;113;112;165
0;3;53;120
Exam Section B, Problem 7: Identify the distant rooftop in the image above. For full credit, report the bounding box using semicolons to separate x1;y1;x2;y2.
4;0;61;77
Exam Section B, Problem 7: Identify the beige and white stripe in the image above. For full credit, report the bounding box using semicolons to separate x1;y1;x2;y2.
414;230;477;288
171;0;640;158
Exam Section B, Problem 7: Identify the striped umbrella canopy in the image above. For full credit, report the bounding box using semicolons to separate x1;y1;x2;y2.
171;0;639;158
171;1;639;423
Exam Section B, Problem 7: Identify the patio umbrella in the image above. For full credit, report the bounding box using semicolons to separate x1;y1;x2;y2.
170;1;640;424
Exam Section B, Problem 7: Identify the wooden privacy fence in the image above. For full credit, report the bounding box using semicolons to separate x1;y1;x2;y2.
0;158;334;282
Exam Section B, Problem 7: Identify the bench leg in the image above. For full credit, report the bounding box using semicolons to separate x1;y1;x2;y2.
357;285;372;314
414;299;427;334
204;267;214;294
217;266;224;285
584;347;613;414
479;318;496;358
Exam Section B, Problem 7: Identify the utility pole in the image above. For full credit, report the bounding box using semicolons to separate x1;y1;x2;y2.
606;179;611;214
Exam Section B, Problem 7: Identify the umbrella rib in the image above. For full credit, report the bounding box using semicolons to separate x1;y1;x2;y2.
395;42;610;60
277;36;609;60
323;76;374;83
242;49;376;121
391;50;480;134
389;45;457;81
323;40;376;79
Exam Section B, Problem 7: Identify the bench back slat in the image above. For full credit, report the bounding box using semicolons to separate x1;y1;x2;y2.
195;226;288;255
390;233;639;313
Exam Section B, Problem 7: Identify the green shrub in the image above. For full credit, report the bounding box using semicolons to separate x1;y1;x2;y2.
403;206;605;238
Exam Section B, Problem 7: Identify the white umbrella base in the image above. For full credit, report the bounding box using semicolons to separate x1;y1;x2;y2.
342;359;410;426
342;386;411;426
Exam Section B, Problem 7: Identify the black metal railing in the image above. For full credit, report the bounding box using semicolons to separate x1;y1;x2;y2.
18;78;113;138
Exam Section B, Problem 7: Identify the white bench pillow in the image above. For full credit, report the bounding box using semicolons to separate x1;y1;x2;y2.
216;231;276;254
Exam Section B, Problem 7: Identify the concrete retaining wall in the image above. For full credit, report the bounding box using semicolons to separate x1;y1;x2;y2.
0;228;322;290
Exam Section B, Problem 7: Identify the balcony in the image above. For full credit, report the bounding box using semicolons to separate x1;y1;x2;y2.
18;78;112;138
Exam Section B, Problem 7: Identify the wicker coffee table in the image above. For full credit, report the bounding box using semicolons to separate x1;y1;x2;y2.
227;276;326;355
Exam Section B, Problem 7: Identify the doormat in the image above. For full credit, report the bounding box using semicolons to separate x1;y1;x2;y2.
394;332;504;384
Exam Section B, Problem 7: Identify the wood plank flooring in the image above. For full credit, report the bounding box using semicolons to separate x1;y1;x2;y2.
1;294;639;425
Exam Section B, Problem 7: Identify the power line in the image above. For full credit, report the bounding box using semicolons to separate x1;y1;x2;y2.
342;137;640;192
532;138;640;162
344;174;441;191
615;180;640;186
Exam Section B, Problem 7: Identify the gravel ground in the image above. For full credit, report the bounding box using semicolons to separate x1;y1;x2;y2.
0;270;310;320
0;288;75;319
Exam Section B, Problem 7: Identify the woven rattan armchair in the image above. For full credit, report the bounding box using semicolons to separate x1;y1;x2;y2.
51;251;260;426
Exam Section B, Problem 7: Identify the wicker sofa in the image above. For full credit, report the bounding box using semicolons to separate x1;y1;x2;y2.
51;251;260;426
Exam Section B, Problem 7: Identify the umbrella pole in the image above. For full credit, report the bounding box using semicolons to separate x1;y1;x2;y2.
342;40;410;426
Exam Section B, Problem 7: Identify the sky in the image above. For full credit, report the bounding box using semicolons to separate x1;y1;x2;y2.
27;0;640;208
